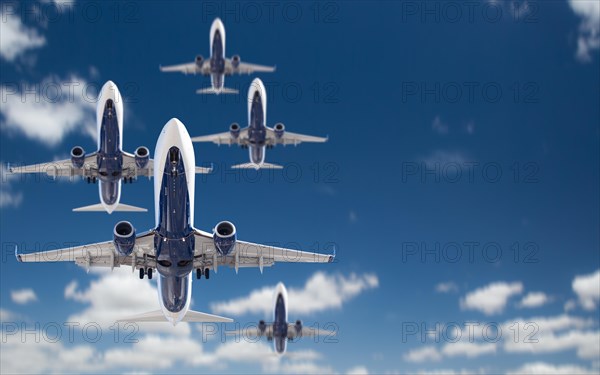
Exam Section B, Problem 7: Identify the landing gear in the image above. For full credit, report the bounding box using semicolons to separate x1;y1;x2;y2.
87;177;91;183
92;176;97;184
204;268;210;280
147;268;153;280
139;267;145;279
196;268;203;279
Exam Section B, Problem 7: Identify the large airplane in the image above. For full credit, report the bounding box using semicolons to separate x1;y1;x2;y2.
159;17;275;95
8;81;210;214
15;118;335;325
192;78;328;169
228;283;336;355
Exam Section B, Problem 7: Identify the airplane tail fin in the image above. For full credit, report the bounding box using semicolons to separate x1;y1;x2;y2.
231;162;283;170
195;165;213;174
117;310;233;324
196;87;239;95
73;203;147;213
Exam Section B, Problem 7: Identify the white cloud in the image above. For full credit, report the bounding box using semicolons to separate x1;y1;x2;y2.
0;162;23;208
64;268;190;336
568;0;600;62
346;365;370;375
460;281;523;315
403;346;442;363
10;288;38;304
432;116;448;135
441;341;497;358
572;269;600;310
507;362;598;375
0;308;15;321
419;150;468;170
435;282;459;293
0;12;46;62
0;75;96;146
211;271;379;316
518;292;551;308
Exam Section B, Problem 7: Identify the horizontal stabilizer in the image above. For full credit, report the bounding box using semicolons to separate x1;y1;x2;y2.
196;87;239;95
231;162;283;170
73;203;147;213
117;310;233;323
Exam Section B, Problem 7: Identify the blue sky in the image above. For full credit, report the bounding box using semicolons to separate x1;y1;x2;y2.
1;1;599;374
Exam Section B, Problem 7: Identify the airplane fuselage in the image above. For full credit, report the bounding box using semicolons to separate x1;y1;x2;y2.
273;290;288;354
153;120;197;324
246;80;268;166
95;82;125;211
209;18;226;91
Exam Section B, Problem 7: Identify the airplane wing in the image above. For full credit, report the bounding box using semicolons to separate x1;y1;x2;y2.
160;61;209;75
15;231;156;271
226;59;276;75
266;128;328;146
191;128;249;146
192;229;335;273
122;152;212;177
225;325;274;339
287;325;337;340
8;154;98;179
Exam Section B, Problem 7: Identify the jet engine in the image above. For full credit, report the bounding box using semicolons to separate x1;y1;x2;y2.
195;55;204;68
231;55;241;69
113;221;136;256
134;146;150;169
273;123;285;139
294;320;303;334
258;320;267;334
71;146;85;168
213;221;236;255
229;123;241;138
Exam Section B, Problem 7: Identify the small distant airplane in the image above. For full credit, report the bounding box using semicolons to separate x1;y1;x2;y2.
16;119;335;325
228;283;336;355
8;81;211;213
160;17;275;95
192;78;328;169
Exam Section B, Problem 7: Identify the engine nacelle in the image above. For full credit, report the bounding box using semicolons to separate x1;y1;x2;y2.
195;55;204;68
113;221;136;256
213;221;236;255
229;123;241;139
273;123;285;139
231;55;241;69
71;146;85;168
134;146;149;169
258;320;267;333
294;320;303;334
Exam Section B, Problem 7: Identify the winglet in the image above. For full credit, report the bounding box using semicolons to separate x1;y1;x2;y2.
15;246;22;263
328;246;336;263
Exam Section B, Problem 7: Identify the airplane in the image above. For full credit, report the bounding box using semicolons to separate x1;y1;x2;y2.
15;118;335;325
228;283;336;355
159;17;276;95
8;80;211;214
191;78;328;169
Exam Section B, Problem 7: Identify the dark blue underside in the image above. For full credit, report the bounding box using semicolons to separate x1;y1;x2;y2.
155;147;194;312
97;99;122;205
273;293;287;353
248;91;267;164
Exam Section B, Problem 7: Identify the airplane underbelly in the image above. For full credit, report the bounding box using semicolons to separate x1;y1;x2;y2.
158;274;190;313
99;181;119;205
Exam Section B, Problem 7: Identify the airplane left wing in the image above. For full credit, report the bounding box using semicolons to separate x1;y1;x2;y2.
191;129;249;146
9;154;98;179
15;231;155;271
226;59;276;75
192;229;335;273
266;128;328;146
160;61;208;75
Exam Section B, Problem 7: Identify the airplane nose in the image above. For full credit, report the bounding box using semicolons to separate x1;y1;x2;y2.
100;80;119;100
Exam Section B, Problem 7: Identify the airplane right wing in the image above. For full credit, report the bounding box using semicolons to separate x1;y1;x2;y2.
287;325;337;340
191;129;249;146
192;229;335;273
9;154;98;179
266;129;328;146
160;61;209;75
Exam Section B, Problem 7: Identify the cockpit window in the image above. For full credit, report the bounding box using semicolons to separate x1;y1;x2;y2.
169;147;180;163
